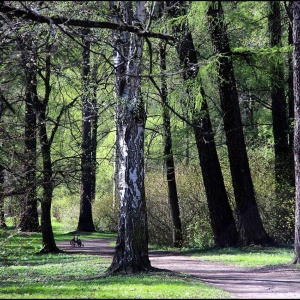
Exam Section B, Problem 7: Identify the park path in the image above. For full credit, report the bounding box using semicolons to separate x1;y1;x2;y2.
58;238;300;299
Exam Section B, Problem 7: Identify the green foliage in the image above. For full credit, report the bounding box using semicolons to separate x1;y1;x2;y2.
248;146;295;244
0;0;297;266
93;195;118;232
145;165;214;248
52;190;80;232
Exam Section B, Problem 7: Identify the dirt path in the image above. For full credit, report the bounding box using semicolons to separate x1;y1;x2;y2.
58;238;300;299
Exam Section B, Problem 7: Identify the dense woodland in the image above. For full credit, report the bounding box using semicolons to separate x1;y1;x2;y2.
1;0;300;273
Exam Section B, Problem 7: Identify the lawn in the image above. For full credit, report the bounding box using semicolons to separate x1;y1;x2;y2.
0;219;297;299
0;222;229;299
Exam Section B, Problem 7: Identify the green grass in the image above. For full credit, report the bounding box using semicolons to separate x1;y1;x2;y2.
1;220;299;299
0;264;228;299
0;225;230;299
179;245;295;268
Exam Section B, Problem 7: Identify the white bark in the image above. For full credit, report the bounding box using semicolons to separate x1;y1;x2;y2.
109;1;151;273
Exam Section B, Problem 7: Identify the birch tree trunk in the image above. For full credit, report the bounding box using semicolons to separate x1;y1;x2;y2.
107;1;151;274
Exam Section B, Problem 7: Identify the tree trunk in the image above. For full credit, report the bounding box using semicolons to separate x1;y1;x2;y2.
288;1;295;164
77;28;96;232
160;41;183;248
107;1;151;274
0;164;5;227
167;0;238;247
33;43;60;253
38;108;60;253
292;1;300;264
193;90;239;247
269;1;290;177
269;1;294;242
0;89;13;228
90;63;98;213
207;1;273;246
18;38;40;232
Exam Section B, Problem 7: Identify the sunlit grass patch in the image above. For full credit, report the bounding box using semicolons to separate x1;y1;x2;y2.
184;246;295;267
0;271;230;299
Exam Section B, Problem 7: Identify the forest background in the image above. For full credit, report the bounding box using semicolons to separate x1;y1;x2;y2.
0;0;299;272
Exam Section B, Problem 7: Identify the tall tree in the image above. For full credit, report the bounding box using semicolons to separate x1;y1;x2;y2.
288;1;295;162
18;34;40;232
287;1;296;246
34;38;61;253
107;1;152;273
292;0;300;264
77;28;96;232
268;1;294;242
167;0;239;247
159;40;183;248
207;0;273;246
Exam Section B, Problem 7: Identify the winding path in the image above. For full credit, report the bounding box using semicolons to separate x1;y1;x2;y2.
58;238;300;299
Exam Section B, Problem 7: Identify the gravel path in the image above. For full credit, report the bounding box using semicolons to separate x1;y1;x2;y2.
58;238;300;299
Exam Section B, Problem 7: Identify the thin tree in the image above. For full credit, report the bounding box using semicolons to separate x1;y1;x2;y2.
268;1;294;242
287;0;295;166
0;94;14;228
292;0;300;264
107;1;152;273
33;38;61;253
0;120;4;227
159;40;183;248
207;0;273;246
18;34;40;232
77;28;96;232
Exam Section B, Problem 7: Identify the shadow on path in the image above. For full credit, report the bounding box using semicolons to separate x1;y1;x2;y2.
58;238;300;299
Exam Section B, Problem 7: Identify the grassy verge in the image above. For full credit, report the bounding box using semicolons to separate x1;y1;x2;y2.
181;246;296;268
0;223;230;299
1;219;299;298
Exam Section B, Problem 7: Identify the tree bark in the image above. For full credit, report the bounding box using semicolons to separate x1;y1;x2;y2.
19;39;40;232
0;164;5;227
167;0;238;247
107;1;151;274
207;1;273;246
0;89;13;228
77;28;96;232
0;2;175;42
269;1;289;166
269;0;294;243
38;106;60;253
288;1;295;164
292;1;300;264
159;41;183;248
193;90;239;247
90;63;98;215
33;42;60;253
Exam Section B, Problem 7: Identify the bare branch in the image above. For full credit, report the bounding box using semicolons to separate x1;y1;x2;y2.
0;2;175;41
